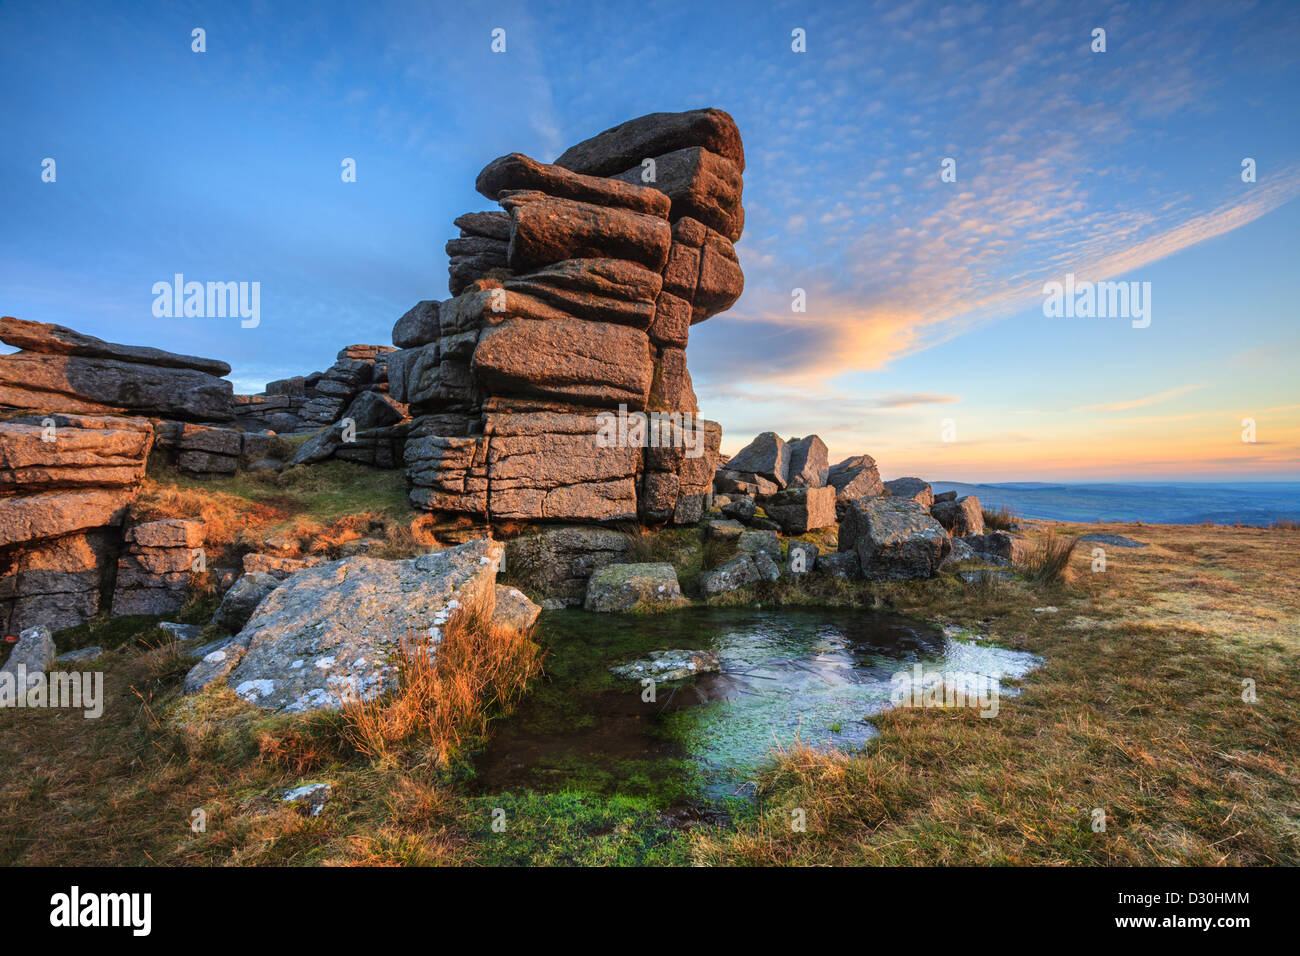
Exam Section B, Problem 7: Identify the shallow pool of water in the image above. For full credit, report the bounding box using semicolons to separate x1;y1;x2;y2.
474;607;1039;804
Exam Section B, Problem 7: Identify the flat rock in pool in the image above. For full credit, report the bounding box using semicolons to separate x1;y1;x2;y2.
610;649;721;682
1077;533;1147;548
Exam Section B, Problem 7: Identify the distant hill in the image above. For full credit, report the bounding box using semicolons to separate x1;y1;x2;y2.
926;481;1300;526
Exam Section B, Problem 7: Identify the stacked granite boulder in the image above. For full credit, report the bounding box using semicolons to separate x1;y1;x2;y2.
392;109;744;527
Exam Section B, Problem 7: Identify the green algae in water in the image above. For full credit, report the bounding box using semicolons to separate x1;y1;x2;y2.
473;607;1039;806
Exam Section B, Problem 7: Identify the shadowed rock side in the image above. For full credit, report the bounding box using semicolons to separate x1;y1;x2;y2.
392;107;745;526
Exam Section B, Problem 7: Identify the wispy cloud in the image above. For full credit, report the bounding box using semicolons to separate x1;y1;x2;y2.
1077;384;1208;413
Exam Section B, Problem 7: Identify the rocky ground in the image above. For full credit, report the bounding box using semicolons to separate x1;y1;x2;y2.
1;492;1296;865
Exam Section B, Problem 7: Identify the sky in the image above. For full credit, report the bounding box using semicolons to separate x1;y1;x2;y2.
2;0;1298;482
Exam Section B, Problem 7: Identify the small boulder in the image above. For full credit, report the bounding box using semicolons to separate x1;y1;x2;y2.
962;531;1030;565
705;518;745;540
584;563;686;613
787;540;819;574
883;477;934;508
826;455;884;507
609;649;721;682
735;529;780;558
282;782;332;817
721;496;756;521
817;551;861;579
493;585;542;632
700;553;761;595
1;626;57;696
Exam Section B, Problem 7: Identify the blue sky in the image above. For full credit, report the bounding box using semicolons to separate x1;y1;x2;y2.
3;0;1298;480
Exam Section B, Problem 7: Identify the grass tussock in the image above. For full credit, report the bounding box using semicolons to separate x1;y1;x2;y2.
982;504;1018;531
1018;530;1078;585
340;592;543;765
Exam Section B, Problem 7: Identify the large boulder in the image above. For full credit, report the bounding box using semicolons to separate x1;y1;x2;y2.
554;108;745;178
476;152;671;218
785;435;828;488
826;454;884;506
839;497;950;581
759;486;836;534
391;300;440;349
583;562;685;613
205;539;504;713
725;432;789;488
930;494;984;537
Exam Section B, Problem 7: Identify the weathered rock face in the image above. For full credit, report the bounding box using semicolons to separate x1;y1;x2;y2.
396;108;744;527
0;317;233;422
1;414;156;634
199;539;504;713
111;519;204;617
839;497;950;581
